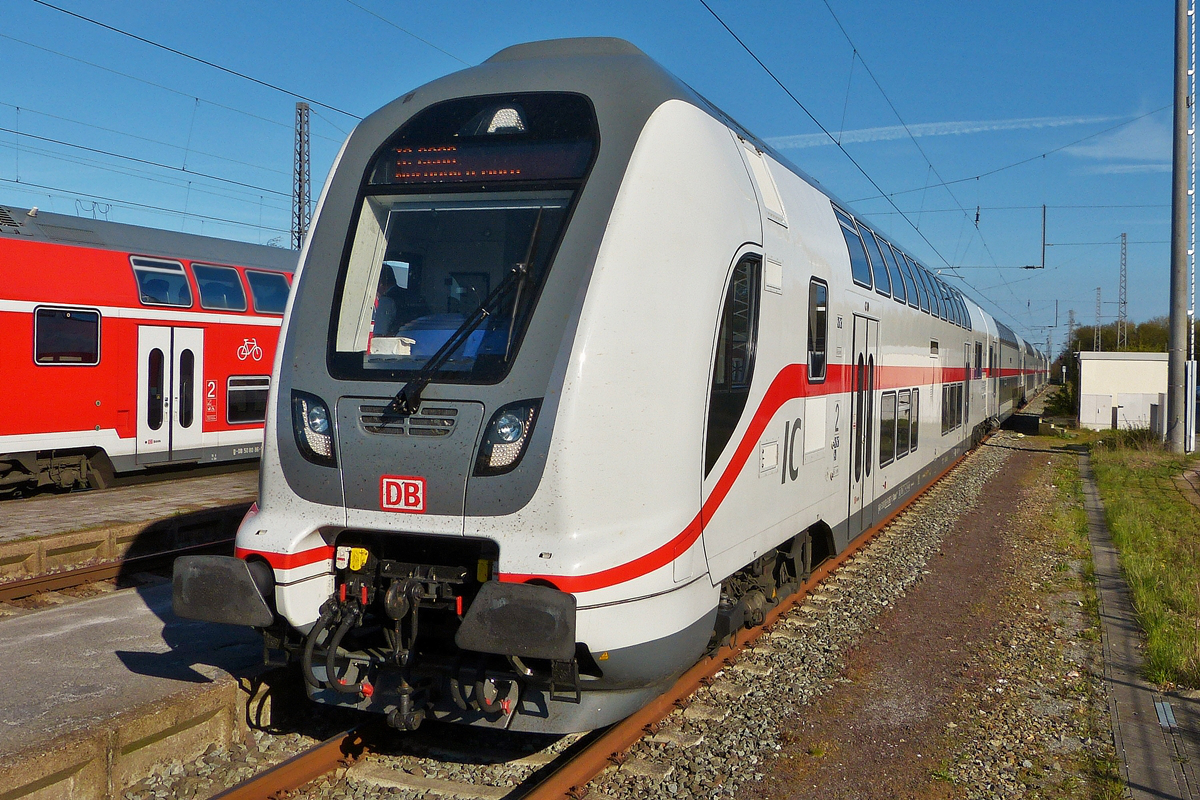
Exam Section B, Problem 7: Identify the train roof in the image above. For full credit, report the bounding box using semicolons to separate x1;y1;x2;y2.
0;205;297;273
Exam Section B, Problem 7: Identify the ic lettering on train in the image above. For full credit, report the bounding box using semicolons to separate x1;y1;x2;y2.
780;418;802;484
380;476;426;513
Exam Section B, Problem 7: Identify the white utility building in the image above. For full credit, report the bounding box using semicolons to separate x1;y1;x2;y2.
1077;352;1168;433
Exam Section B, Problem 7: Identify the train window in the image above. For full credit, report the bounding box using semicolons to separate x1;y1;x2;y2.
34;307;100;365
890;246;918;308
246;270;290;314
228;376;271;424
834;208;872;289
179;350;194;428
807;279;828;382
941;384;950;434
896;389;912;458
147;348;165;431
879;391;896;467
861;226;891;297
131;257;192;307
871;233;906;304
959;293;972;330
928;274;945;319
706;255;762;476
853;354;864;483
975;342;983;379
333;195;572;382
911;389;919;451
864;354;874;478
193;264;248;311
917;267;938;317
905;254;929;313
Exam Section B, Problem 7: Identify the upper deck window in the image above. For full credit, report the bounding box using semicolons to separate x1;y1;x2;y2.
871;231;906;304
246;270;290;314
193;264;247;311
860;226;891;297
132;257;192;307
834;208;872;289
331;92;597;384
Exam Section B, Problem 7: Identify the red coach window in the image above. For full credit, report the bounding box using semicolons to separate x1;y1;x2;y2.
131;256;192;307
34;307;100;365
246;270;290;314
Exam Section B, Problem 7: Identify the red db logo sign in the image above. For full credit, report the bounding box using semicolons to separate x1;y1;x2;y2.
380;476;426;513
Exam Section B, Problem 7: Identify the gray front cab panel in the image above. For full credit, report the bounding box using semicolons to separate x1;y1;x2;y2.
336;398;484;517
275;42;705;516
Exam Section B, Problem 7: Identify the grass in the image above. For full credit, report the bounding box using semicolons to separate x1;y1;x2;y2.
1090;433;1200;688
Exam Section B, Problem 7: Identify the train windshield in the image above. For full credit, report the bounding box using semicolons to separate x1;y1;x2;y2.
330;92;596;384
333;193;570;380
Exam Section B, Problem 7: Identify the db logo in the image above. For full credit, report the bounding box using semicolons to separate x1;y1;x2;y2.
380;475;426;513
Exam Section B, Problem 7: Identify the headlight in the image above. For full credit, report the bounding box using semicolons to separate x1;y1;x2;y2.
292;390;337;467
475;399;541;476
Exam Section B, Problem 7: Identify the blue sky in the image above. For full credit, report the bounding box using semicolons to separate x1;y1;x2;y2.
0;1;1178;348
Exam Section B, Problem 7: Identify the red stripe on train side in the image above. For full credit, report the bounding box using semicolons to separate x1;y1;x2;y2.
236;545;334;570
498;359;999;593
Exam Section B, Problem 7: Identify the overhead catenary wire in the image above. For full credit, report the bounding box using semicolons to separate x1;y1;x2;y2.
0;33;344;145
849;105;1172;204
0;124;290;197
697;0;1031;336
0;138;292;212
0;175;291;235
0;100;290;176
818;0;1010;286
341;0;472;67
29;0;363;120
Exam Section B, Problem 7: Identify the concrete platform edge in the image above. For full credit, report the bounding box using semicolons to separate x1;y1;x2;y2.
1079;451;1197;800
0;673;264;800
0;503;250;583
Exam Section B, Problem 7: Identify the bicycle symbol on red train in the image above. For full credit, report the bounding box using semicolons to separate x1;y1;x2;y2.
237;338;264;361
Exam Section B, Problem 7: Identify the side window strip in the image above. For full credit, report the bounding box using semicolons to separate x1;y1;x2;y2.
705;255;762;476
807;279;828;382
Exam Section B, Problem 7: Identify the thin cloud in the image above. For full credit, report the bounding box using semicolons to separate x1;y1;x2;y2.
766;114;1120;150
1063;114;1170;166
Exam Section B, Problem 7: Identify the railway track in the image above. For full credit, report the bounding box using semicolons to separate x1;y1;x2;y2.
206;444;986;800
0;537;234;605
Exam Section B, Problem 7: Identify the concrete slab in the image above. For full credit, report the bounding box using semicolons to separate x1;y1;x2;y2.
1080;452;1198;799
0;582;260;760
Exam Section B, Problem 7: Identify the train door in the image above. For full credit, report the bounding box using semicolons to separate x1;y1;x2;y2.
136;326;204;464
963;343;971;429
848;315;879;538
988;343;996;419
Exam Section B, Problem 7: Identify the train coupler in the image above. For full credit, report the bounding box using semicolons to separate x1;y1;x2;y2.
386;683;426;731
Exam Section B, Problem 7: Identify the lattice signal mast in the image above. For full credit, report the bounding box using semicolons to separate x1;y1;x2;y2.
1117;232;1128;350
1095;287;1102;351
292;102;311;251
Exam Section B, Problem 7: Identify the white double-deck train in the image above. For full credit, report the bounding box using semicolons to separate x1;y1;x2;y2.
175;38;1047;733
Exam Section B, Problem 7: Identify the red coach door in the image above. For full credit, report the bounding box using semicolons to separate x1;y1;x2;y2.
136;326;204;464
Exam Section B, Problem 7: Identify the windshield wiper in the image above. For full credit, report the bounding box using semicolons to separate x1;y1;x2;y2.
384;208;544;417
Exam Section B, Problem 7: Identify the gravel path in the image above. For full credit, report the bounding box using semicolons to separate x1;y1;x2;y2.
581;434;1021;800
